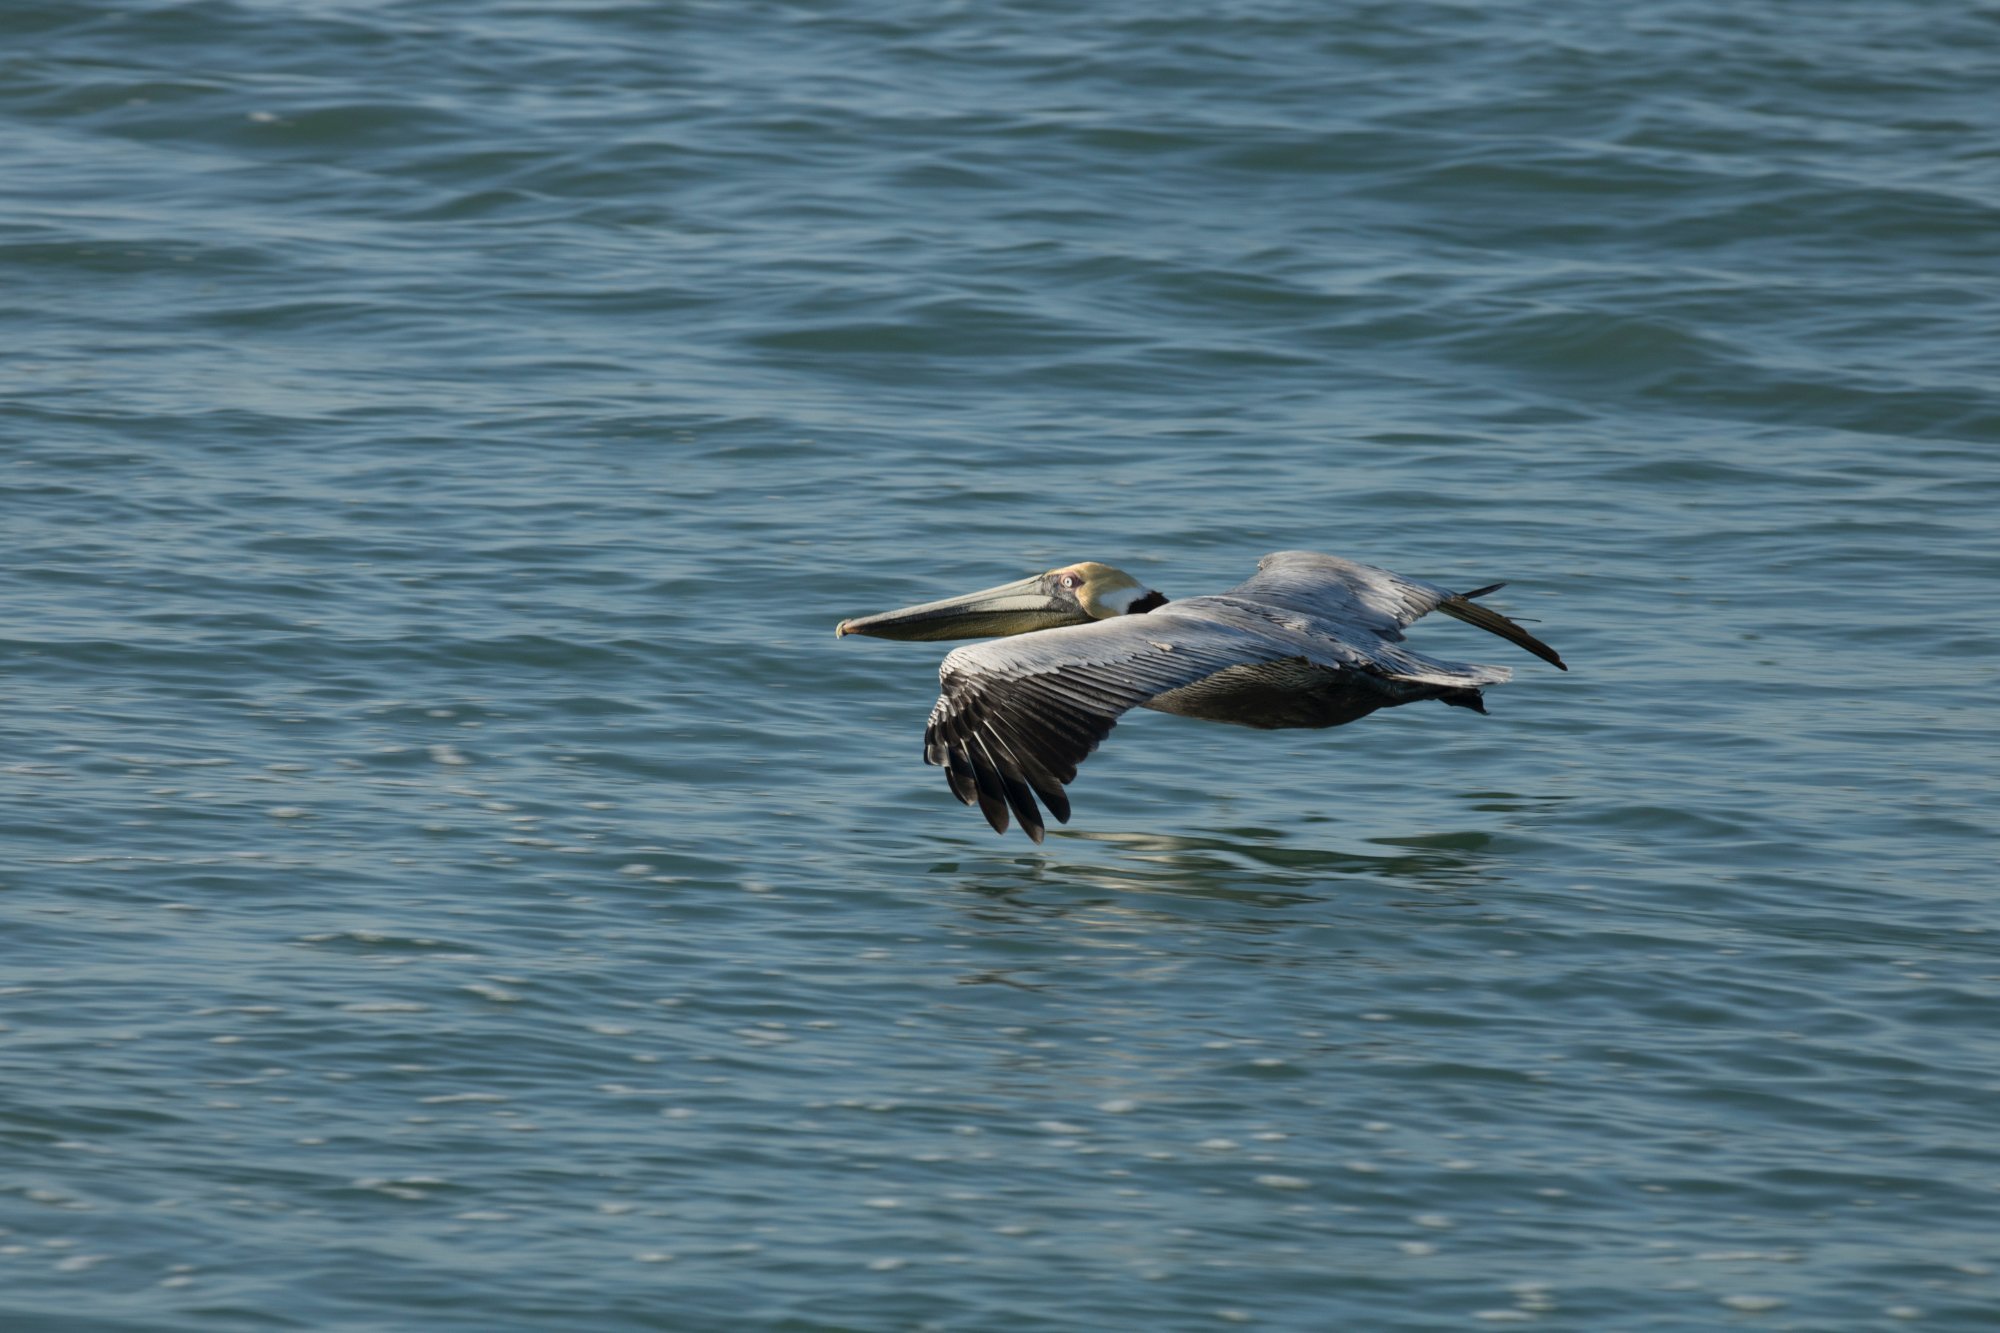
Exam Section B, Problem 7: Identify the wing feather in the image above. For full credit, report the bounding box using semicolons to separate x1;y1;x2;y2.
1231;551;1564;669
923;613;1302;841
1222;551;1451;635
1435;592;1567;670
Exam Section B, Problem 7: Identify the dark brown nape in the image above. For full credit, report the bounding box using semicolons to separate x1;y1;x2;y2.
1128;591;1169;614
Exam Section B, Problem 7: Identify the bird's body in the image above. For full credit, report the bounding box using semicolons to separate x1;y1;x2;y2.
837;551;1566;842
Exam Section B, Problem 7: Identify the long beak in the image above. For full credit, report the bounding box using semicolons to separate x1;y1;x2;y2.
835;575;1086;641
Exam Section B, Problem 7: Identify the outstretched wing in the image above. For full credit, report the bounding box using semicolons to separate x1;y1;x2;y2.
923;612;1304;843
1229;551;1566;671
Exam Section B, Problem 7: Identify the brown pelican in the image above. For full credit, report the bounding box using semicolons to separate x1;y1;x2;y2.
836;551;1566;842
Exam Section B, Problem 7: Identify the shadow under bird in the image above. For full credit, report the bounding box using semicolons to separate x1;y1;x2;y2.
836;550;1567;842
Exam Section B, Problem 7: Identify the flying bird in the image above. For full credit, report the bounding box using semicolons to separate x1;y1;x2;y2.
836;551;1566;842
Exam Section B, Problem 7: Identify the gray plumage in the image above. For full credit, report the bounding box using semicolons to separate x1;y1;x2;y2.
920;552;1565;842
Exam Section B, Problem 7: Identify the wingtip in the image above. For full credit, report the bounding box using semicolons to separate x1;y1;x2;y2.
1439;594;1566;672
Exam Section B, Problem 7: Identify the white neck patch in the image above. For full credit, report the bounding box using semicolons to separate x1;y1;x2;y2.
1093;582;1152;616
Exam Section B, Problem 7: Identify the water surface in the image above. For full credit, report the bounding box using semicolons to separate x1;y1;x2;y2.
5;2;2000;1329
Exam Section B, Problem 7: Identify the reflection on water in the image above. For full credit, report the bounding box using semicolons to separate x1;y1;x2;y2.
934;820;1526;972
947;820;1514;910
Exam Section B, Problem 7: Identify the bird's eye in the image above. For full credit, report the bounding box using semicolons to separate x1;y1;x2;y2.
1059;573;1079;590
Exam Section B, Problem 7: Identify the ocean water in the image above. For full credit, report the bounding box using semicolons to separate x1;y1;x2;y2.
5;1;2000;1329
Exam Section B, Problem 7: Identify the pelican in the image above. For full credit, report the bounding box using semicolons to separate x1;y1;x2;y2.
836;551;1567;842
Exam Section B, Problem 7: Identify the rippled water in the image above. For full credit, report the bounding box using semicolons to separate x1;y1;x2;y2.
6;2;2000;1328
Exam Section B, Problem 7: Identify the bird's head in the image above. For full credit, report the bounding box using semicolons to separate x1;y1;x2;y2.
835;561;1167;641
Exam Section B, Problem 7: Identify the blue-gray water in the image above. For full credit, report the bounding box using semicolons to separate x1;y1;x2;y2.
6;2;1999;1329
